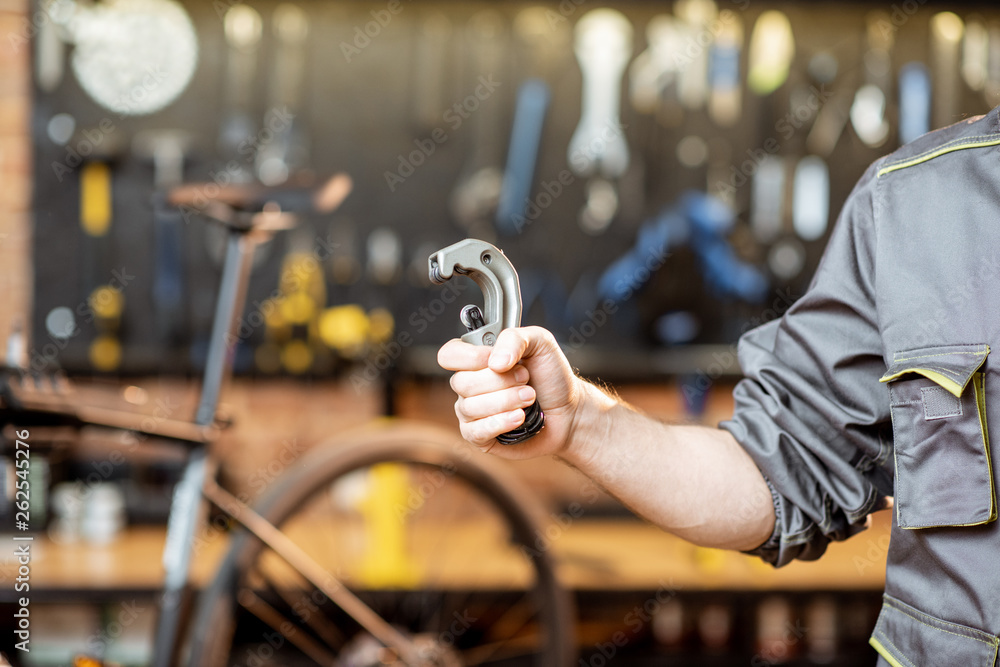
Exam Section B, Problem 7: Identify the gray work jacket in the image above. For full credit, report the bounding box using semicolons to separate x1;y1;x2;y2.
722;105;1000;666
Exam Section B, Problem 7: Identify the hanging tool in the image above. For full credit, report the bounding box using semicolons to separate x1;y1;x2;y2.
449;10;507;238
750;155;785;244
899;62;931;145
629;14;683;115
569;9;633;235
674;0;718;111
568;9;633;179
495;79;551;235
133;130;193;349
255;3;310;186
77;145;121;371
792;156;829;242
708;11;743;126
428;239;544;445
986;23;1000;104
597;191;768;305
963;18;988;93
220;4;263;163
931;11;964;129
747;10;794;96
35;0;65;92
850;11;894;148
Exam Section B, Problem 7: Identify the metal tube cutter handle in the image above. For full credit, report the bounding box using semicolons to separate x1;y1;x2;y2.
429;239;545;445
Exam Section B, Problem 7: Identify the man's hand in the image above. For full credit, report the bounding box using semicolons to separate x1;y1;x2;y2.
437;326;583;458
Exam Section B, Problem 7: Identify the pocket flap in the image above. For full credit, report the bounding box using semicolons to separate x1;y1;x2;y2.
880;344;990;397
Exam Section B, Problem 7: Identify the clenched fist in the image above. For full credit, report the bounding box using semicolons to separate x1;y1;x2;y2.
437;326;584;458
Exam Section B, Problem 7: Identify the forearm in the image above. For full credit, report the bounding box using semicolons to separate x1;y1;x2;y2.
437;328;777;550
561;380;776;551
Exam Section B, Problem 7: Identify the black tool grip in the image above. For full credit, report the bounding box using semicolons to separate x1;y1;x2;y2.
496;399;544;445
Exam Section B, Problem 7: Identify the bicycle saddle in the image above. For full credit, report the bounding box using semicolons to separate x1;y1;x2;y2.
165;173;353;230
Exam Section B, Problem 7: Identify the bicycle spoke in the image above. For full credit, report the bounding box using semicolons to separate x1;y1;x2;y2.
461;591;541;664
463;636;542;666
255;565;347;649
421;489;524;632
237;588;338;666
320;478;347;580
409;474;546;659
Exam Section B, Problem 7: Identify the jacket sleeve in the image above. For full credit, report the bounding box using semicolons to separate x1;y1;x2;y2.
719;161;893;566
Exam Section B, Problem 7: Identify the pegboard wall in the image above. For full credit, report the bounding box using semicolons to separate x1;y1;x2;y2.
29;0;1000;379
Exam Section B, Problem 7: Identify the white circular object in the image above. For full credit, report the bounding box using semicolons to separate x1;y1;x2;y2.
47;113;76;145
224;4;262;49
850;84;890;147
257;157;290;186
274;3;308;43
768;237;806;281
676;135;708;168
578;178;619;235
45;306;76;340
68;0;199;116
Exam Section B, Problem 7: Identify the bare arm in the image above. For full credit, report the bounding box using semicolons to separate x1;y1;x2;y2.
438;326;776;552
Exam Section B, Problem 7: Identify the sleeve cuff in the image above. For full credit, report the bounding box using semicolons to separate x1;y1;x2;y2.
740;473;783;563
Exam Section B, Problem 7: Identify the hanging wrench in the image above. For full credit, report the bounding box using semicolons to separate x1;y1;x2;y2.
429;239;544;445
567;8;633;179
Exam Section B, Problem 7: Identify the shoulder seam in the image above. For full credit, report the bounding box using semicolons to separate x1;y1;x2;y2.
877;134;1000;178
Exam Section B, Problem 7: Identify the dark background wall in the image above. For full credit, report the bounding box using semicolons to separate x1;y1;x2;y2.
29;1;1000;379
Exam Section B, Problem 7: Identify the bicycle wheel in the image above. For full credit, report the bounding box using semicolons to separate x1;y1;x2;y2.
185;421;576;667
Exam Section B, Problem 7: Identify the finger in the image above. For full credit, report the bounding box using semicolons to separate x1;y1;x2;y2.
450;365;529;398
438;338;492;372
460;409;527;447
456;385;536;421
488;326;557;373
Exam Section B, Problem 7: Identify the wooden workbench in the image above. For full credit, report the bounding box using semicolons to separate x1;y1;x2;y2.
2;377;891;598
6;511;890;597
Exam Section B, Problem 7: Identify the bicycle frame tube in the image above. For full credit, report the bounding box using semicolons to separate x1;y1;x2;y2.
201;479;425;665
151;450;212;667
153;224;267;665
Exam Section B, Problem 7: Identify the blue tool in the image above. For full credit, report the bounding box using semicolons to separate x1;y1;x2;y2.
597;191;769;305
496;79;551;235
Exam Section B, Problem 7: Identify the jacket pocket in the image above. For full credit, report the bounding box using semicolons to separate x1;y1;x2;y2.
880;344;996;529
870;594;999;667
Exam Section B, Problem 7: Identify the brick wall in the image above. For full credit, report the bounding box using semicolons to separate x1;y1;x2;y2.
0;0;32;361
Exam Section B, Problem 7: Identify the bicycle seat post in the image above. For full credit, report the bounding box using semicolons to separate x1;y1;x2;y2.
194;224;265;426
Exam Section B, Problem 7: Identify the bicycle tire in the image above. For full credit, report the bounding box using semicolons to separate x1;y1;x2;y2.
185;421;576;667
